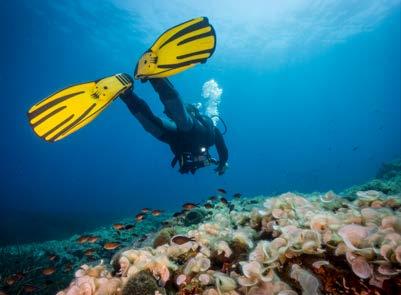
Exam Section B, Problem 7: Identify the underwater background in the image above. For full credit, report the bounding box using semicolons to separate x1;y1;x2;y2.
1;0;400;249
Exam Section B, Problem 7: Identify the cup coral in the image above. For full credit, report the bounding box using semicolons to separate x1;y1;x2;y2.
290;264;321;295
184;253;211;275
237;261;273;287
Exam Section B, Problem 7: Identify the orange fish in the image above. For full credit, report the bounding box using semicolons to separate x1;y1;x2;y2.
136;213;146;221
113;223;124;230
182;203;198;210
152;209;162;216
141;208;150;213
42;267;56;276
87;236;98;243
4;274;18;286
103;242;120;250
77;235;90;244
84;248;96;256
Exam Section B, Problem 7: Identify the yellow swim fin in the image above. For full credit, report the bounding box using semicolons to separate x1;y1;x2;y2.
135;17;216;79
27;73;132;142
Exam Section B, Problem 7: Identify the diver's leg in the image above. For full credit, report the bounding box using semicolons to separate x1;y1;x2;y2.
149;78;193;131
120;91;176;142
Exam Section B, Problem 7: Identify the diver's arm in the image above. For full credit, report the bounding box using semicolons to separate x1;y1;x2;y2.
149;78;193;131
214;128;228;175
120;90;176;142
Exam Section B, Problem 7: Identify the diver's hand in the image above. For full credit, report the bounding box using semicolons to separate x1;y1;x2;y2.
215;162;228;176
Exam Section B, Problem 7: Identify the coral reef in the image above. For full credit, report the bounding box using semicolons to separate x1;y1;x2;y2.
1;163;401;294
377;158;401;180
344;158;401;196
53;188;401;294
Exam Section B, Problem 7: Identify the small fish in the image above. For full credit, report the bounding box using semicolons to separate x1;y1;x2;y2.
113;223;125;230
87;236;99;243
151;209;162;216
182;203;198;210
171;235;196;245
103;242;120;250
204;203;214;209
228;204;235;212
220;197;229;205
124;224;134;230
352;146;359;151
42;267;56;276
4;274;18;286
217;188;227;194
135;213;146;221
233;193;242;199
209;196;217;201
23;285;38;293
84;248;96;256
77;235;90;244
141;208;150;213
48;254;58;261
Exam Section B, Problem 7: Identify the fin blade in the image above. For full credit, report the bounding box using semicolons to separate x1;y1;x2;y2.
136;17;216;79
27;74;132;142
150;17;207;52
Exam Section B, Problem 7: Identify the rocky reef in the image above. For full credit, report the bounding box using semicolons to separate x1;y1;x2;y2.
1;162;401;295
343;158;401;197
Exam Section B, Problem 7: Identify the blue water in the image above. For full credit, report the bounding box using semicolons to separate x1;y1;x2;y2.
1;0;400;245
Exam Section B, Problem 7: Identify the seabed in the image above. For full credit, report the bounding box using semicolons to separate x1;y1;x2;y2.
1;159;400;295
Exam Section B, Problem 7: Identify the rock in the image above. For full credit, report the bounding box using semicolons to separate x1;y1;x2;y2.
184;209;207;226
122;270;166;295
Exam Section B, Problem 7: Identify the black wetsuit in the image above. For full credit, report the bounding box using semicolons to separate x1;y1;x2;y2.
121;78;228;174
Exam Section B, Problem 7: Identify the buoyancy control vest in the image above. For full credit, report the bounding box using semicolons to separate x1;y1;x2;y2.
169;113;217;174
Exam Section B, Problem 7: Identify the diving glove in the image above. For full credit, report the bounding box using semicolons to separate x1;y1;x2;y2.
215;162;228;176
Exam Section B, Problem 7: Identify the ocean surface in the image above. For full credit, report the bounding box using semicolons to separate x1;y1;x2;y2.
1;0;400;247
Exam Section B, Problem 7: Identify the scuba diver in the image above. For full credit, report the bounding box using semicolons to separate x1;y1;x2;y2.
120;77;228;175
27;17;227;174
